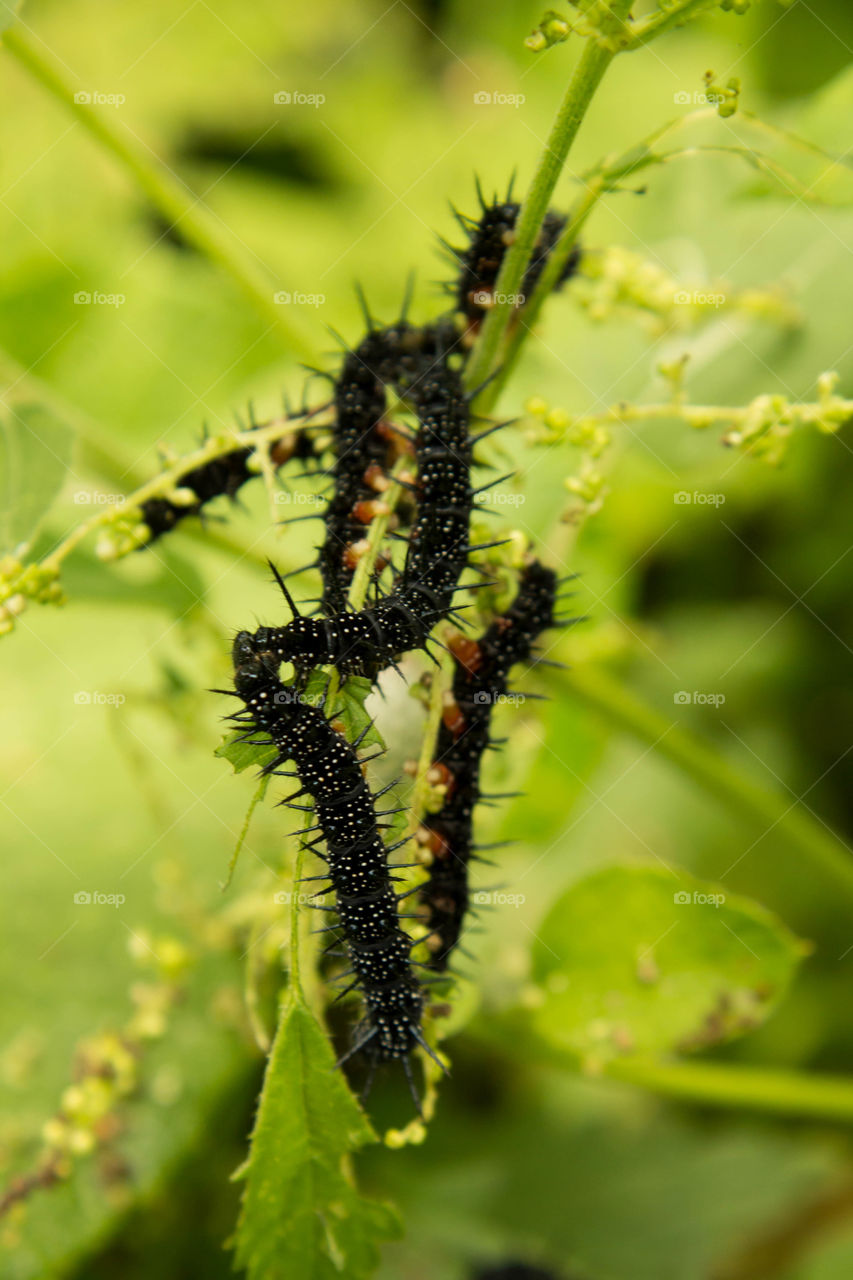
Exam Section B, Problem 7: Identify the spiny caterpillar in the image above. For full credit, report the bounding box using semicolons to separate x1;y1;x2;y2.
418;560;562;971
444;181;581;333
138;420;321;546
217;183;579;1099
227;630;443;1100
314;315;458;614
250;322;481;679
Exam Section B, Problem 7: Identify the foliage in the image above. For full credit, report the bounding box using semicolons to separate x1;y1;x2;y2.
2;2;853;1278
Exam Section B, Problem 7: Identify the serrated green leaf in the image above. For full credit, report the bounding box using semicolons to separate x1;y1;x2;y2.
333;675;382;747
0;402;74;554
233;998;401;1280
300;671;383;752
216;730;277;774
530;864;805;1065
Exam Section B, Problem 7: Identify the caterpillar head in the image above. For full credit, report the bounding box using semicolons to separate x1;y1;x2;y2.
232;630;279;698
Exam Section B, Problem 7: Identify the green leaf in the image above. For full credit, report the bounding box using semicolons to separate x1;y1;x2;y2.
233;998;400;1280
529;863;805;1065
0;403;74;554
302;671;383;751
216;730;277;775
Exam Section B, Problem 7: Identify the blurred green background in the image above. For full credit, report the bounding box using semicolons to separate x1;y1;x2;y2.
2;1;853;1277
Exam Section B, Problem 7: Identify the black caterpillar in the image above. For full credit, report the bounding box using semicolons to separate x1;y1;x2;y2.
252;321;478;679
446;186;581;331
418;560;559;971
227;629;440;1097
139;420;320;546
217;183;579;1102
315;316;457;615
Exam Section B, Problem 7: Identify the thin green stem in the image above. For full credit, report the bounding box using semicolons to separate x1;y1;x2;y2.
407;648;455;840
481;1016;853;1124
621;0;723;50
605;1056;853;1123
464;1;633;399
346;457;409;612
555;664;853;906
289;824;307;1001
2;29;313;358
39;412;326;573
478;178;604;415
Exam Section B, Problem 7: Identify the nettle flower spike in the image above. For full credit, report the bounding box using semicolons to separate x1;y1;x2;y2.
0;557;64;634
703;69;741;118
95;511;152;561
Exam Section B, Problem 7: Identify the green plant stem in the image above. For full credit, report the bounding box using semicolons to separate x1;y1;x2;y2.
289;828;306;1000
464;1;633;399
622;0;723;49
605;1056;853;1123
479;178;603;414
40;412;325;572
346;457;409;611
407;649;455;840
2;28;313;358
556;664;853;906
